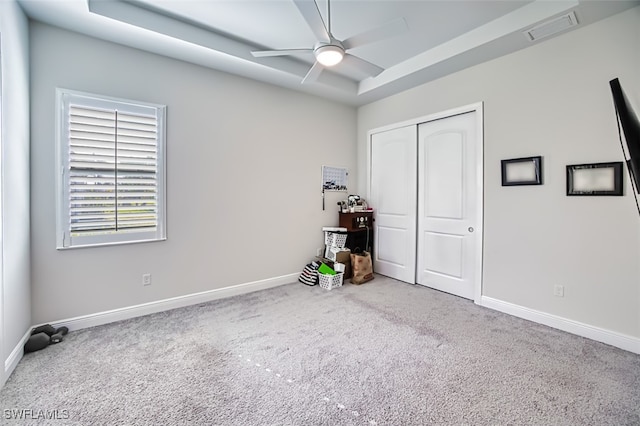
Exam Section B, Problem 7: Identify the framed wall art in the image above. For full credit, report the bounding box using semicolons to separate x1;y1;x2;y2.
566;162;623;196
501;156;542;186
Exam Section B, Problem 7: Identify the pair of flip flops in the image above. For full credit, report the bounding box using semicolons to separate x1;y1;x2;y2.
24;324;69;353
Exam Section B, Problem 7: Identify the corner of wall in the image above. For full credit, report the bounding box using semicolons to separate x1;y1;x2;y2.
0;0;33;388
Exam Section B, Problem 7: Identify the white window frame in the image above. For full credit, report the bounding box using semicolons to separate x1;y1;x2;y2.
56;89;167;249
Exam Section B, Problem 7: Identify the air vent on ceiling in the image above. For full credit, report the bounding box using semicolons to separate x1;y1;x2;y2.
523;11;578;42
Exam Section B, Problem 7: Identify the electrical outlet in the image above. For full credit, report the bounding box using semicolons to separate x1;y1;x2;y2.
553;285;564;297
316;247;323;257
142;273;152;286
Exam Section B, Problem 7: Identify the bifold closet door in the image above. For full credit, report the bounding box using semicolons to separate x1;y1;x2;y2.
370;125;417;284
416;112;479;299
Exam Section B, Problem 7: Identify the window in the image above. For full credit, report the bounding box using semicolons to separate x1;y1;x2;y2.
56;89;166;249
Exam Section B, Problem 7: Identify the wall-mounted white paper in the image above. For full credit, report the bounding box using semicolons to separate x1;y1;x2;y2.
322;166;348;191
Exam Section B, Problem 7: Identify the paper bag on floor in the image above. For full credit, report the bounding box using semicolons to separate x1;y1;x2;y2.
350;251;374;284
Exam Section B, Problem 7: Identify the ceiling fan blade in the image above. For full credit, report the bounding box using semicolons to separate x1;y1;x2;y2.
342;54;384;77
251;49;313;58
342;17;408;50
293;0;331;43
301;61;324;84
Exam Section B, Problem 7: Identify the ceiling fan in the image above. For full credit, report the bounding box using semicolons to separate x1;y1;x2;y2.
251;0;408;84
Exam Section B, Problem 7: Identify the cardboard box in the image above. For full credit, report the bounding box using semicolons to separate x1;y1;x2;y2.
324;245;348;259
333;249;352;279
318;247;352;279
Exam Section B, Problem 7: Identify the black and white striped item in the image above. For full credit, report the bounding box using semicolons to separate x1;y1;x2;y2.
299;268;318;286
299;261;320;286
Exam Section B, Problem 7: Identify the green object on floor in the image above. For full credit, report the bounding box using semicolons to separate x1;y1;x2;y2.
318;263;336;275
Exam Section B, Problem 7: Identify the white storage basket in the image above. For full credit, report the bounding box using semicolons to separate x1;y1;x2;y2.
324;246;350;262
324;231;348;248
318;272;344;290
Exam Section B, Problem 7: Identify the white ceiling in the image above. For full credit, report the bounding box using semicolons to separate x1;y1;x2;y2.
17;0;639;106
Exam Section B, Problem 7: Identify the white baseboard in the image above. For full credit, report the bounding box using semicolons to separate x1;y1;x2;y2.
1;273;296;389
4;329;32;382
51;273;298;332
479;296;640;354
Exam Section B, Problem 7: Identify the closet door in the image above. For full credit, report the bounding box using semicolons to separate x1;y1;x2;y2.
416;112;479;299
370;126;417;284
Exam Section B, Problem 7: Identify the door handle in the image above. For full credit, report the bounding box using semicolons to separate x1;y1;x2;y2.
468;227;474;233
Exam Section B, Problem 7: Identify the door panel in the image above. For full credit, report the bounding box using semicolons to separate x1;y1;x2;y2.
377;227;408;266
423;232;463;278
370;125;417;284
417;112;478;299
425;133;463;219
376;144;410;215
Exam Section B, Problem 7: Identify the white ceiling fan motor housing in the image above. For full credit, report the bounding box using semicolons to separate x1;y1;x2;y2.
314;40;344;66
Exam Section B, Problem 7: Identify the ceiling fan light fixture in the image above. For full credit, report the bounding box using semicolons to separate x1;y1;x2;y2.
315;44;344;66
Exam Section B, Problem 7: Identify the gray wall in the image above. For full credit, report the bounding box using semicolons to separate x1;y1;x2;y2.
357;7;640;338
25;4;640;347
0;0;32;384
30;23;356;324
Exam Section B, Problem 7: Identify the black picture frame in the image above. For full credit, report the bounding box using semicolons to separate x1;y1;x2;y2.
501;156;542;186
566;162;623;196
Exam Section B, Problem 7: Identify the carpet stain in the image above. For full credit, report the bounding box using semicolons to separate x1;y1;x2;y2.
344;292;447;343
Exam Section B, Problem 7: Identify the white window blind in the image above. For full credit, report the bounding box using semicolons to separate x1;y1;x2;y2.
57;90;166;249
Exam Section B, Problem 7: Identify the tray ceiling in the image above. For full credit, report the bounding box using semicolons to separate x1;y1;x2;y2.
18;0;639;106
